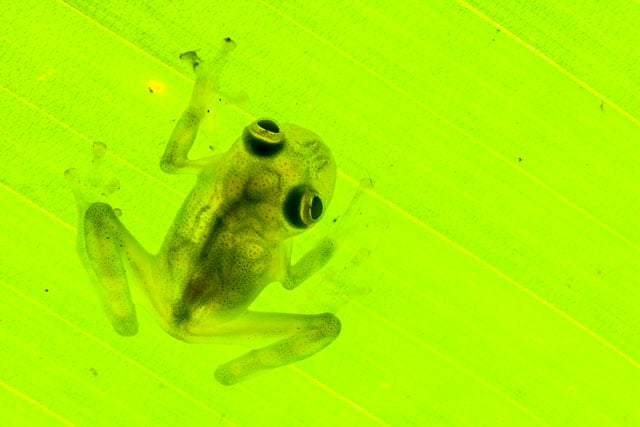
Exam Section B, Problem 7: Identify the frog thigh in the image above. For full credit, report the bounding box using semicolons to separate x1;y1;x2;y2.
186;310;341;385
83;202;153;336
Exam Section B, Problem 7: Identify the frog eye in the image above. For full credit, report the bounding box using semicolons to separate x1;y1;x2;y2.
243;119;285;157
283;185;324;228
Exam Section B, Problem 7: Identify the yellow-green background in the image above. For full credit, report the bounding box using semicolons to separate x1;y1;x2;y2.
1;0;639;425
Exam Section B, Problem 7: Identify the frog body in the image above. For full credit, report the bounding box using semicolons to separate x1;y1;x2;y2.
66;39;346;385
157;119;336;338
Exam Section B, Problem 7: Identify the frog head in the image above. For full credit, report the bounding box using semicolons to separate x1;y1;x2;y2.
239;118;336;236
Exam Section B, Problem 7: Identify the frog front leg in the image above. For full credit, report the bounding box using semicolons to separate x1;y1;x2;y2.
160;37;236;175
282;238;335;290
282;178;377;292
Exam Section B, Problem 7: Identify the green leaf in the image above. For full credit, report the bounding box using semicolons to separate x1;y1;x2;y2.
1;0;639;425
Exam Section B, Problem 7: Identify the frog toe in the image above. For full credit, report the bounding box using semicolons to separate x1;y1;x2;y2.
112;314;139;337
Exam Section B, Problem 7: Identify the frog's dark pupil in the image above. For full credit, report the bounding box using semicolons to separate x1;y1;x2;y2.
257;119;279;133
310;196;323;220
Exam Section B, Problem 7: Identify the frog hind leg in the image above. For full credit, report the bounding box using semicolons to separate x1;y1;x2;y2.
66;144;153;336
79;202;153;336
188;311;341;385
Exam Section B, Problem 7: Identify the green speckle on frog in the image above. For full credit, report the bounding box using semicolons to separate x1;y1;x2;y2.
65;38;354;386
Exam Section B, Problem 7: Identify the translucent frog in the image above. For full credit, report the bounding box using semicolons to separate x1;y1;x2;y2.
66;38;361;385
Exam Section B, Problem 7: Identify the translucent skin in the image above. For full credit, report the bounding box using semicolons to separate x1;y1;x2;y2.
66;39;344;385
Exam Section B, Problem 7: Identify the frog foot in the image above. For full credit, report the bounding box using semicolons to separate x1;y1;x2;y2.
65;142;121;213
178;38;240;108
179;37;236;73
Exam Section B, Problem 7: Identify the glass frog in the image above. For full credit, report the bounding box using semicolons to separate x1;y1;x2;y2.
66;38;362;386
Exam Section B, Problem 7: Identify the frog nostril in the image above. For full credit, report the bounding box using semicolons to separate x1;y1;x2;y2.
243;118;285;157
257;119;279;133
